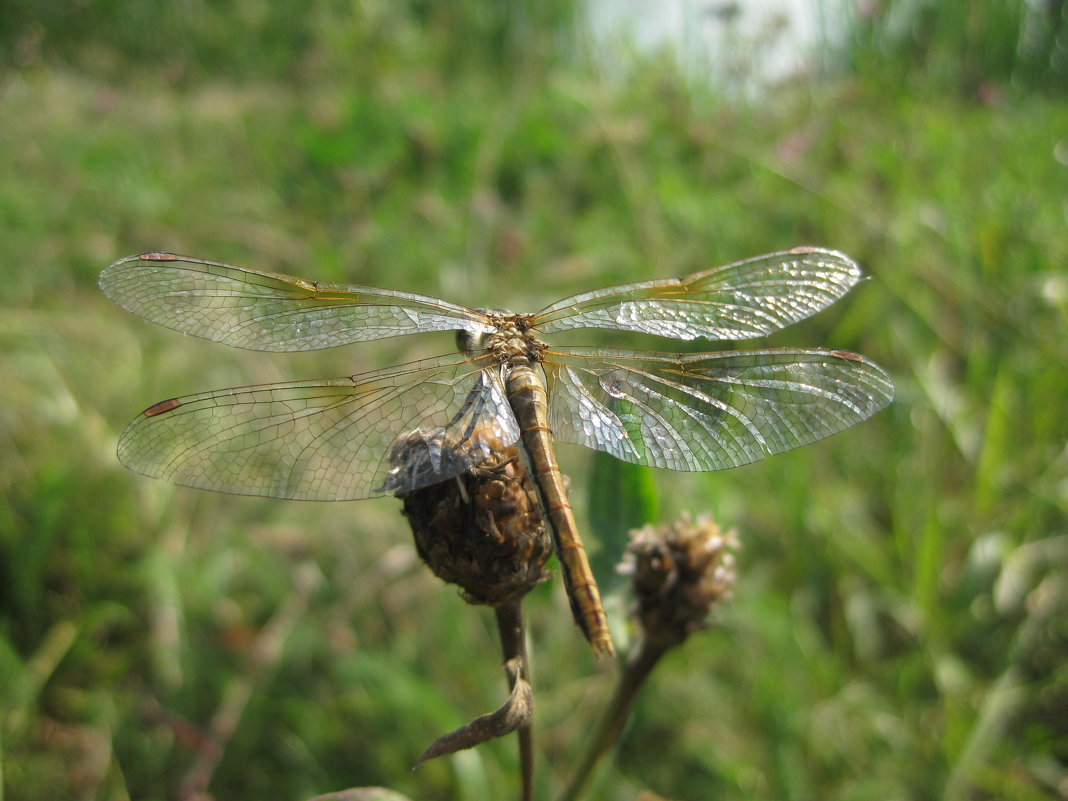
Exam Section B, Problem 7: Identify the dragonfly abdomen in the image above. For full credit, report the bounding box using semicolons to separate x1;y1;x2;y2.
505;363;615;658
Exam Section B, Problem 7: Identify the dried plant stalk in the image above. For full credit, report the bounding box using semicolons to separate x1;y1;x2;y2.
391;427;548;798
560;515;738;801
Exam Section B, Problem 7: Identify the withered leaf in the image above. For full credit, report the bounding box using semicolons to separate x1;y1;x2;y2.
415;659;533;766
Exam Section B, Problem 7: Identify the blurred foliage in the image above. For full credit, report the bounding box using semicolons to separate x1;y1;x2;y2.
2;2;1068;800
839;0;1068;97
0;0;580;81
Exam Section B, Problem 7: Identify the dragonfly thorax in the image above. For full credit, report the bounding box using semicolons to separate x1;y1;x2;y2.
457;311;545;365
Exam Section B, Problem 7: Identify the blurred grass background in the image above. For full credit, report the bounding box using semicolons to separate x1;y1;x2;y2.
2;1;1067;799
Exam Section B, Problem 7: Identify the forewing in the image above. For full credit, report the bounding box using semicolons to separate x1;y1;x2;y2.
544;346;894;471
533;247;862;341
116;353;520;500
100;253;492;351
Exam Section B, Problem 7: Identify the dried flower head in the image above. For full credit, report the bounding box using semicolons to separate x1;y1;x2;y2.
620;514;739;649
391;427;552;607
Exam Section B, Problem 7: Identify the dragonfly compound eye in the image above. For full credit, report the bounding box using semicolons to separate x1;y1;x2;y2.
456;328;493;355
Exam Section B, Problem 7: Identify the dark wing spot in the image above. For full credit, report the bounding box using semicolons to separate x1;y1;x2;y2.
830;350;864;362
143;398;182;417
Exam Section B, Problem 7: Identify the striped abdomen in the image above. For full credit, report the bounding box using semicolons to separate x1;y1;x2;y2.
505;363;614;657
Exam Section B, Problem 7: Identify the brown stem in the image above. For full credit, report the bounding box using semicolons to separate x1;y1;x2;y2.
557;639;668;801
495;602;534;801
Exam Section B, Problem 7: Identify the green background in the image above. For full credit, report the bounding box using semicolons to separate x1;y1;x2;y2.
2;1;1066;799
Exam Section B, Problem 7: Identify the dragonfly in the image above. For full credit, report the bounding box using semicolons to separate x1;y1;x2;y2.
100;247;894;657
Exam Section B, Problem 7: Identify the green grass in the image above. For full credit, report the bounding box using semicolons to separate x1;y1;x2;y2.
836;0;1068;98
2;3;1067;800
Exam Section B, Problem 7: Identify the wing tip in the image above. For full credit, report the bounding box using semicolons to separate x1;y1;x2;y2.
828;350;896;406
99;251;179;289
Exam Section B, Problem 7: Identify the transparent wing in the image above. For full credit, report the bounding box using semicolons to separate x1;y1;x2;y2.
533;247;863;341
116;353;520;500
543;346;894;471
100;252;493;352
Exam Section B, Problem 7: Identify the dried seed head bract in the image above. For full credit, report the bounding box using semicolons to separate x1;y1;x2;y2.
390;427;553;607
621;514;739;650
559;514;739;801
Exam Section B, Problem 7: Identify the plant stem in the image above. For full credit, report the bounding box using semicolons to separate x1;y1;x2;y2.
557;640;666;801
495;602;534;801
